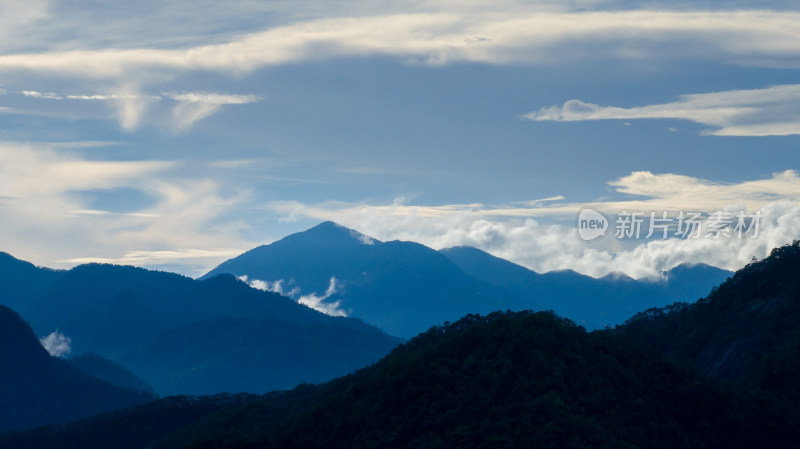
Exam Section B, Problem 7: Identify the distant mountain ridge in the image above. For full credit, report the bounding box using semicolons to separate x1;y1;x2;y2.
0;252;63;311
441;245;732;327
204;221;732;335
0;258;401;396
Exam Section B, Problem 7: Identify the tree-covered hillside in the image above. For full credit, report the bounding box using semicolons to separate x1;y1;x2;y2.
5;311;797;448
619;240;800;403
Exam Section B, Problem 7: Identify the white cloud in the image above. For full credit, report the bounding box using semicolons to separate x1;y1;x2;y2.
22;90;61;99
163;91;261;130
0;141;255;277
241;274;347;316
62;248;243;266
1;10;800;78
1;146;795;281
3;8;800;131
0;143;173;198
525;84;800;136
11;88;259;130
40;330;71;358
164;92;260;105
268;170;800;222
238;275;301;298
264;171;800;279
297;276;347;317
604;170;800;211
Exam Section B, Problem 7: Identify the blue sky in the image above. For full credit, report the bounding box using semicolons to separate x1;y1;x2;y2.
0;0;799;278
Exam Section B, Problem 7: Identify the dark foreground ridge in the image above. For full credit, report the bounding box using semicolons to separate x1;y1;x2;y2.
4;306;798;447
619;240;800;402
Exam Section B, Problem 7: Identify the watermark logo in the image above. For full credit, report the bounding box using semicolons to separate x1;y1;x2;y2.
578;209;608;241
577;209;762;241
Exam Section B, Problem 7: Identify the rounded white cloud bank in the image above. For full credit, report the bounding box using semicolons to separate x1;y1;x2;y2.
267;171;800;279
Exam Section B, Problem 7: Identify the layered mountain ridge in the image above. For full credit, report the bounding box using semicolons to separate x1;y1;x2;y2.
205;221;731;335
3;240;798;447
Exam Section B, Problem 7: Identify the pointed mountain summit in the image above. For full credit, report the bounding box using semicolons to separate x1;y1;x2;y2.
282;221;380;247
0;305;153;432
202;222;509;337
202;221;379;292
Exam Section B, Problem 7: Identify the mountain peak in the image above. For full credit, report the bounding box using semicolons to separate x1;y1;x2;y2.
281;221;379;247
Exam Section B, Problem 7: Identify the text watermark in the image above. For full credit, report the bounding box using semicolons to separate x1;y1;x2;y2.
578;209;761;241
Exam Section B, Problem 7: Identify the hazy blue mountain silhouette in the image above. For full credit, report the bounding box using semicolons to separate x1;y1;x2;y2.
204;222;731;335
441;245;732;326
0;305;154;432
116;315;400;396
12;263;399;395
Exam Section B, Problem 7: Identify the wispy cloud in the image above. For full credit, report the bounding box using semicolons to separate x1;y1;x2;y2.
61;248;243;266
163;91;261;130
22;90;62;99
0;141;254;277
242;274;347;316
238;276;301;298
3;9;800;132
269;170;800;221
2;10;800;77
0;143;173;198
10;88;259;130
525;84;800;136
297;276;348;317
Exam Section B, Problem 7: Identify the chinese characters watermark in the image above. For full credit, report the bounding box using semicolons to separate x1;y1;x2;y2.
578;209;761;241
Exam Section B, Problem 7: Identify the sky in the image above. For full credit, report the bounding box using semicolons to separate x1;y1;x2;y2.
0;0;799;279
